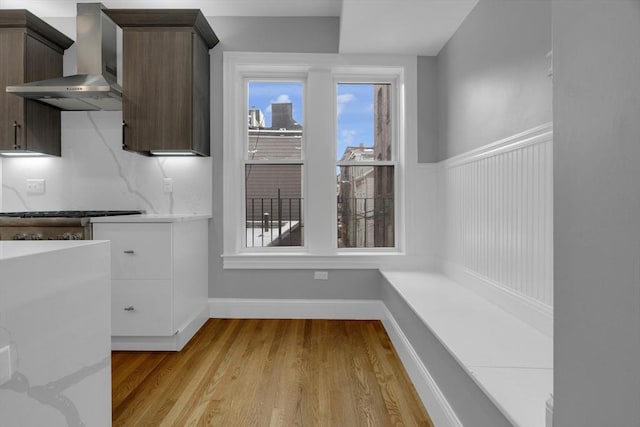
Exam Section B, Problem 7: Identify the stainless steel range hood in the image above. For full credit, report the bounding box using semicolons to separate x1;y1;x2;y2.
6;3;122;111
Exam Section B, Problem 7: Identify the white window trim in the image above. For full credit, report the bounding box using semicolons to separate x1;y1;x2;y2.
223;52;420;269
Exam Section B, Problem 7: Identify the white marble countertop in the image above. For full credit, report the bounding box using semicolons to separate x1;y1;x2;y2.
90;213;211;223
0;240;107;261
1;239;111;426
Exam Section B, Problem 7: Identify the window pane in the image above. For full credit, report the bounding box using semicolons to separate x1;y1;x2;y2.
337;165;394;248
248;82;303;161
245;164;303;247
336;83;391;162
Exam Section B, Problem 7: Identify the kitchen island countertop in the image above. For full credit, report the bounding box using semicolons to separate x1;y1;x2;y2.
0;239;111;426
0;240;106;260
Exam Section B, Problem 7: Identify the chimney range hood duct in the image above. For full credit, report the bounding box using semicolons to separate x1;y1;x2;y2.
6;3;122;111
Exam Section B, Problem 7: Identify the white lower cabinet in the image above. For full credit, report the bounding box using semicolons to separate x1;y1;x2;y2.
111;279;173;336
93;216;210;351
107;223;172;280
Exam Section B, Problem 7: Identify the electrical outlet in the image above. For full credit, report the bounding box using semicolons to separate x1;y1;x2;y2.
26;179;45;194
314;271;328;280
0;345;11;387
162;178;173;193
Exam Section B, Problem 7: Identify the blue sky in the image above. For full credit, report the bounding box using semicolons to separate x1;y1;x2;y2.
336;84;374;159
248;82;374;161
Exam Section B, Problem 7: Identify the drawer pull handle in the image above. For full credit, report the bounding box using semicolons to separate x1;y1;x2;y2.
123;250;135;254
122;121;128;150
124;306;135;311
13;121;21;150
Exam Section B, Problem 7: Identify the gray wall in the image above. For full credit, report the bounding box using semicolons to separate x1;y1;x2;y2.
553;1;640;425
417;56;438;163
208;17;380;300
435;0;552;161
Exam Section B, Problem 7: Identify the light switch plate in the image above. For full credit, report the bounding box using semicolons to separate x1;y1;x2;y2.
26;178;45;194
0;345;11;386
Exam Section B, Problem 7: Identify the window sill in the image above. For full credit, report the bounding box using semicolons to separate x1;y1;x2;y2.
221;252;425;270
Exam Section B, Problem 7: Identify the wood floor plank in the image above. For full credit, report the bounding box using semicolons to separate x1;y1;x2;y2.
160;323;242;426
112;352;167;411
364;321;432;426
148;319;239;426
165;318;257;426
112;319;434;427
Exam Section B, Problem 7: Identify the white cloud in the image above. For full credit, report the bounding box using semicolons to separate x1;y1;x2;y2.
341;129;357;146
275;94;292;103
337;93;356;116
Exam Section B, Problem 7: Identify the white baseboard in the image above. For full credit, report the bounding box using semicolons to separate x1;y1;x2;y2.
209;298;386;319
208;297;460;427
380;307;463;427
443;261;553;337
112;307;209;351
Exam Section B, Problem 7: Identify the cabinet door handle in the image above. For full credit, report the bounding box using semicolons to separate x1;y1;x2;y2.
124;306;135;311
122;120;128;150
13;121;21;150
123;250;135;254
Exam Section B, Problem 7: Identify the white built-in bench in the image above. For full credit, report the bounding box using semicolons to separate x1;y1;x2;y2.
380;270;553;427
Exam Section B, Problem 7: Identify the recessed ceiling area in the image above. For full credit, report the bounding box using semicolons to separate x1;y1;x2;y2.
0;0;479;55
339;0;479;55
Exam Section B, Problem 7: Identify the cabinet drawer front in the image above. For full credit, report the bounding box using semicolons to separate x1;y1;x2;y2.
93;223;172;279
112;280;173;336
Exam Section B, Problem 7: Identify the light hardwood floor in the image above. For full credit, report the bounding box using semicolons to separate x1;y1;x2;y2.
112;319;433;426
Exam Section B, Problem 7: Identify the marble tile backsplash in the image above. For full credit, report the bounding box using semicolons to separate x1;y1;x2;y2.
1;111;212;214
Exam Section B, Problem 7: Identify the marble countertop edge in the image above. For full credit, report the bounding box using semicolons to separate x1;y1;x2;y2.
90;213;212;223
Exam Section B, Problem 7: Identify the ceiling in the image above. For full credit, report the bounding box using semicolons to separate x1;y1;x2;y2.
340;0;478;55
0;0;478;55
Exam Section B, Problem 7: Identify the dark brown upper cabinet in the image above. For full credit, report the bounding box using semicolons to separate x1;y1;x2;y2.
105;10;219;156
0;11;73;156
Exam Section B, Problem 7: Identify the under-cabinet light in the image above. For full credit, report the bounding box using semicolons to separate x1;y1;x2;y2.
150;151;196;156
0;152;48;157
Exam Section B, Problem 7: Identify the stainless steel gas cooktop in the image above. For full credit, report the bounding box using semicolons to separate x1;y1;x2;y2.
0;210;144;240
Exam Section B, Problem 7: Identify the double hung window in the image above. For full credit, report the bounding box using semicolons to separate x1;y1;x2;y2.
336;82;395;248
223;53;413;268
245;81;304;248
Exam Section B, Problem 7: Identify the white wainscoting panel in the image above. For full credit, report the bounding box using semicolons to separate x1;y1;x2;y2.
441;124;554;311
209;298;385;320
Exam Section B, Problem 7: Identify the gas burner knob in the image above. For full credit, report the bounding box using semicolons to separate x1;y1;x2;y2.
61;232;72;240
72;232;83;240
28;233;43;240
12;233;27;240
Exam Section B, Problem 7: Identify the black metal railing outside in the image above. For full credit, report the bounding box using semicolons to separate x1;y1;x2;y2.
337;196;394;248
246;192;303;247
245;195;393;248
